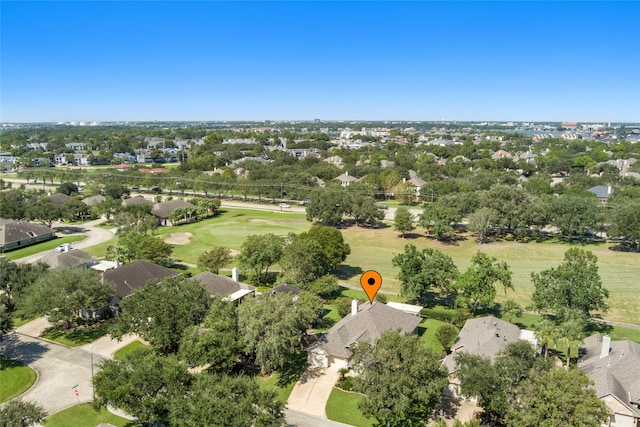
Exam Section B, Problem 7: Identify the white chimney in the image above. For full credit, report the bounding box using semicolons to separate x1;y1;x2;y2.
232;267;239;282
607;186;612;195
351;299;358;316
600;335;611;359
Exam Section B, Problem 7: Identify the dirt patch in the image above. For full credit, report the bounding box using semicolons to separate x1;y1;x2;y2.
248;218;305;226
163;232;193;245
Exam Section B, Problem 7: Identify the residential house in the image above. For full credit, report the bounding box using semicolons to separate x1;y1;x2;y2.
0;219;56;252
151;198;197;226
588;185;614;204
82;195;106;206
122;196;154;208
40;247;95;269
49;193;72;205
491;150;512;160
307;300;422;369
65;142;85;151
113;153;137;164
442;316;537;398
579;334;640;427
335;172;360;187
323;155;344;168
192;269;256;303
103;259;178;304
270;283;303;296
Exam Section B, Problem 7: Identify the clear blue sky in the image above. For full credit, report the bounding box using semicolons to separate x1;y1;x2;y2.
2;1;639;123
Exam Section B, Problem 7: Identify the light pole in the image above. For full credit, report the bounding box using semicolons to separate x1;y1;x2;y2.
90;344;95;401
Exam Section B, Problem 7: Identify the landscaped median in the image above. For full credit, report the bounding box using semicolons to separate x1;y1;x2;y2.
0;359;38;403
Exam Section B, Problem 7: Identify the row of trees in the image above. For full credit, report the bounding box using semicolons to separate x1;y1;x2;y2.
236;226;351;290
395;184;639;245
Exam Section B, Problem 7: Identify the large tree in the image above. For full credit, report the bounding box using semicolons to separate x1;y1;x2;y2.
608;201;640;250
94;348;191;427
0;399;47;427
550;195;598;239
169;373;285;427
530;248;609;317
112;276;211;353
238;292;321;374
455;251;513;314
198;246;234;274
303;225;351;269
19;268;114;327
278;237;329;286
468;207;498;244
393;206;415;238
455;341;542;424
506;366;609;427
352;330;448;426
237;234;285;285
179;298;239;372
392;244;459;302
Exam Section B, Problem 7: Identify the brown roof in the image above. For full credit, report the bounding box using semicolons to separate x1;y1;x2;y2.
192;272;256;298
49;193;71;205
103;260;177;300
312;301;421;359
0;219;56;247
151;199;196;219
442;316;521;373
40;249;94;268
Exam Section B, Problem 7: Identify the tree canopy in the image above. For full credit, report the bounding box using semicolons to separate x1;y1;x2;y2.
392;244;459;302
237;234;284;285
352;330;448;426
530;248;609;318
454;251;513;314
112;276;211;353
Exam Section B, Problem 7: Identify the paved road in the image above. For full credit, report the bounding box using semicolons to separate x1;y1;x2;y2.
14;218;114;264
2;332;100;415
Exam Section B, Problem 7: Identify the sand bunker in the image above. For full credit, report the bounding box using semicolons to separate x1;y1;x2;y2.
163;232;193;245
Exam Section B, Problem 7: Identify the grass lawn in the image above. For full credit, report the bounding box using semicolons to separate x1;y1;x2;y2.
339;226;640;324
41;324;111;347
417;318;452;355
325;388;376;427
0;359;37;403
2;235;85;260
256;352;307;404
44;403;140;427
113;340;149;361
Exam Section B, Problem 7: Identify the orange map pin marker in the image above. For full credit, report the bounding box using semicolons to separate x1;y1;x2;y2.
360;270;382;303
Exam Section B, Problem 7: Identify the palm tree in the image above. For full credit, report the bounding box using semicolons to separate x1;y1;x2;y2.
558;310;587;369
535;317;556;358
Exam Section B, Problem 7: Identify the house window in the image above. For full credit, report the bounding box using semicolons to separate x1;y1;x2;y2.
27;231;37;238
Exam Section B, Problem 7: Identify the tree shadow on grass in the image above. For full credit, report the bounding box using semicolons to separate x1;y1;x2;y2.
276;351;308;389
333;264;363;280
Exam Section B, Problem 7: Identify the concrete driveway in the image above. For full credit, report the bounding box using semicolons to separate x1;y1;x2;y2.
287;366;340;418
2;332;101;415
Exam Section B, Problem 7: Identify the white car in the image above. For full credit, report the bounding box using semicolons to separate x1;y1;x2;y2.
279;203;290;209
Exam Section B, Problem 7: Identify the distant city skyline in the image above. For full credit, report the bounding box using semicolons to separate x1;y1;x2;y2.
2;1;639;123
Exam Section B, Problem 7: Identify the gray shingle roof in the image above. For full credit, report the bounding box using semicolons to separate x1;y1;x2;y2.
579;334;640;416
313;301;421;359
122;196;153;207
588;185;614;199
103;260;177;301
443;316;521;373
151;199;196;219
0;219;56;247
271;283;302;296
49;193;72;205
81;195;106;206
192;272;255;297
40;249;94;268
